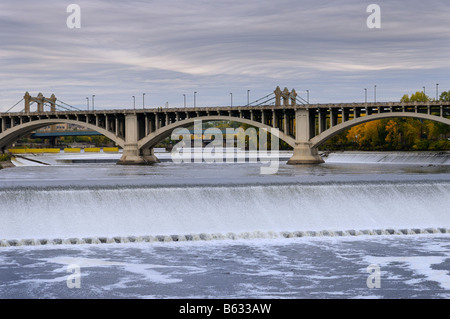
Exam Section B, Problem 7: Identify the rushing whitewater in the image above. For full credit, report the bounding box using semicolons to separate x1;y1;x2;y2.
1;182;448;243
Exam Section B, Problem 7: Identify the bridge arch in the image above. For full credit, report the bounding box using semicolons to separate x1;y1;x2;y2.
310;112;450;149
138;115;296;150
0;119;125;151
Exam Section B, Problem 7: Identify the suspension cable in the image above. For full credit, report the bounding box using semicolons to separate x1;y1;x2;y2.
5;98;24;112
56;99;81;111
248;93;274;106
296;97;307;105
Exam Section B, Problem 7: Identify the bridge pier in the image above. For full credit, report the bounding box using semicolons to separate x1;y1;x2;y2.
116;114;160;165
287;142;324;165
117;143;145;165
287;109;324;165
141;147;160;164
117;144;160;165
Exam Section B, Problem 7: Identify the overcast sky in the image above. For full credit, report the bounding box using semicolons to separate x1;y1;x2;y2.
1;0;449;111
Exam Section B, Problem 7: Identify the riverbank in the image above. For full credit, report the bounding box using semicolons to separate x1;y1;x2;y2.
0;160;15;169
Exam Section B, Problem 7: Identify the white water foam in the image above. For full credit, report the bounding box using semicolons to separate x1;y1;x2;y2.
324;151;449;165
364;255;450;291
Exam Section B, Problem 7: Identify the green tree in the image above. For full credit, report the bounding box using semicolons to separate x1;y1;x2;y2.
401;91;430;102
439;91;450;101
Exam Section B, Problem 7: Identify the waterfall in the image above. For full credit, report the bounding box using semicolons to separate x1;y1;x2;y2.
1;182;448;245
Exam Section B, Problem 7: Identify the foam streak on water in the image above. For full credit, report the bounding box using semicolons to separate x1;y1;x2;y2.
325;151;450;165
1;182;449;244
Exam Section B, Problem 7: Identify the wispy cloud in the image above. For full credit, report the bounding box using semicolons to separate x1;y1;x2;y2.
1;0;449;110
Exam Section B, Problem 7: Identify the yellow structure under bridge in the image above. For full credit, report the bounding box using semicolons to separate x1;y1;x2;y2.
8;147;119;154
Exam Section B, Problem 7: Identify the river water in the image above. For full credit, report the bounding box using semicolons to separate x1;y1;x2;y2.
0;151;449;299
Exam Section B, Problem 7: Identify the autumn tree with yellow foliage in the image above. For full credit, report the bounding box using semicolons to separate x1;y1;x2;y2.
323;91;450;151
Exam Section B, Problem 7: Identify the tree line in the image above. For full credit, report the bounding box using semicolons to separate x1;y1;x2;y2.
322;91;450;151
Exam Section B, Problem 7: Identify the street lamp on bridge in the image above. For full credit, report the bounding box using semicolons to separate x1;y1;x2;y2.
92;95;95;110
143;93;145;109
132;96;135;110
230;93;233;107
436;84;439;101
194;92;197;108
86;97;89;111
247;90;250;106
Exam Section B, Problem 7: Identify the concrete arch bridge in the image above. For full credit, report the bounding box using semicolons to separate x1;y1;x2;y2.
1;88;449;165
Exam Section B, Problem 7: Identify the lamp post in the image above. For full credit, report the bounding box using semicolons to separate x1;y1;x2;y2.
374;85;377;103
436;84;439;101
86;97;89;111
92;95;95;110
306;90;309;104
423;86;426;97
230;93;233;107
247;90;250;106
364;88;367;103
194;92;197;108
132;96;135;110
143;93;145;109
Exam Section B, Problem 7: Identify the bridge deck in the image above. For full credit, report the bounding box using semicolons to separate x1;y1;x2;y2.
2;101;450;116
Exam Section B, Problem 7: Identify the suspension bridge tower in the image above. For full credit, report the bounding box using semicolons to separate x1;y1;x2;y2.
24;92;57;113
